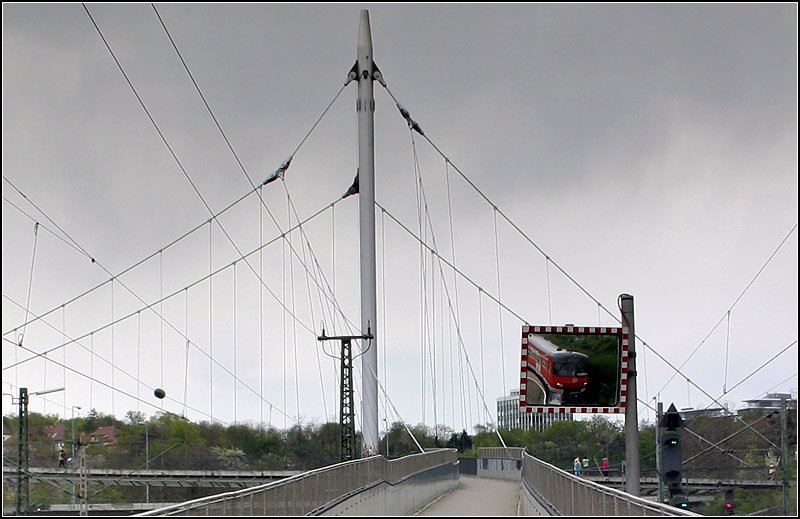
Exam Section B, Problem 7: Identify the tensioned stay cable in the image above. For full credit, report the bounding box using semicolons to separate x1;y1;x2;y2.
382;84;622;327
381;209;388;426
111;279;116;417
493;207;507;397
383;198;506;446
685;344;797;457
654;223;797;396
260;188;264;427
723;310;731;394
288;199;301;423
137;311;141;413
61;307;66;413
545;258;553;325
160;249;164;406
364;362;425;454
478;287;486;425
183;288;190;418
411;134;438;427
4;200;340;423
3;176;93;262
209;221;214;422
283;230;287;429
83;4;319;346
19;220;39;387
2;195;88;261
384;137;507;440
411;136;427;423
383;84;798;420
714;340;796;406
90;332;94;410
2;178;263;338
443;159;459;432
376;203;528;326
4;179;314;423
233;262;238;424
4;178;296;422
154;4;351;343
3;335;231;425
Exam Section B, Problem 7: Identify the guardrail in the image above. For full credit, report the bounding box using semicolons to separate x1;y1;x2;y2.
135;449;457;516
520;452;699;516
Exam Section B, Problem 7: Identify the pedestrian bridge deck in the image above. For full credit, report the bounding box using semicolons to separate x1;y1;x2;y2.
418;477;520;516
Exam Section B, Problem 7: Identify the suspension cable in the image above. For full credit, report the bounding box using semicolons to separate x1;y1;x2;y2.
19;222;40;350
655;223;797;396
383;83;798;427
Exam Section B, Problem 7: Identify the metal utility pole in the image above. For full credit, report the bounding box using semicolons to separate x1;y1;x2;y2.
13;386;64;514
355;8;379;456
620;294;640;496
319;330;374;461
71;405;81;511
78;441;88;516
655;401;664;503
780;396;789;514
16;387;29;516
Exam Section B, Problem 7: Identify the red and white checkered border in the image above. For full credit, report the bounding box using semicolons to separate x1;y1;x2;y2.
519;325;629;414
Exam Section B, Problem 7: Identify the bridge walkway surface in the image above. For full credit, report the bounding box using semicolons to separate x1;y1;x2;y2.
417;477;520;516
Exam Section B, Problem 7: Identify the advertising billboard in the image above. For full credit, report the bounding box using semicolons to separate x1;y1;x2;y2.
519;325;628;414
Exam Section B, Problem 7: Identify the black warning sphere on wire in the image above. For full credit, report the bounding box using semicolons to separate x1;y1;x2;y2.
154;388;166;399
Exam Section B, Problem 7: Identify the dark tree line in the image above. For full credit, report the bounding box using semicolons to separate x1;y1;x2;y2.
3;406;794;515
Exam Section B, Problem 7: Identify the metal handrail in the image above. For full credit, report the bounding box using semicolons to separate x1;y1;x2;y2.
136;449;457;516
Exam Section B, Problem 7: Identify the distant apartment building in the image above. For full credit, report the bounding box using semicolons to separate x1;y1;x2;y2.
497;390;572;431
739;392;797;414
679;407;726;421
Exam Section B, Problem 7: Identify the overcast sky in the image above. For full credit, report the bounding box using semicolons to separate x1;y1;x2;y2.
3;4;797;437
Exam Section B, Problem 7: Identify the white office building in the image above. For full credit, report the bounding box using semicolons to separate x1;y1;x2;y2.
497;390;573;431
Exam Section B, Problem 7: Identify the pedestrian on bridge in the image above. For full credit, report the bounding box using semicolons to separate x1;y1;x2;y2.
600;457;610;477
59;449;68;469
573;457;582;476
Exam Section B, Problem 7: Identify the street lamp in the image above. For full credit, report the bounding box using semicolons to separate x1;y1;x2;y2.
71;406;82;458
383;418;389;458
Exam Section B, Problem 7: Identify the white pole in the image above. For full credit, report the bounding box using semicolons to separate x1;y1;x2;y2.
356;9;379;456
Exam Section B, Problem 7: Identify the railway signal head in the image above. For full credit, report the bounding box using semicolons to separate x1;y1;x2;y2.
659;403;685;494
661;431;683;492
669;495;690;509
724;489;734;515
